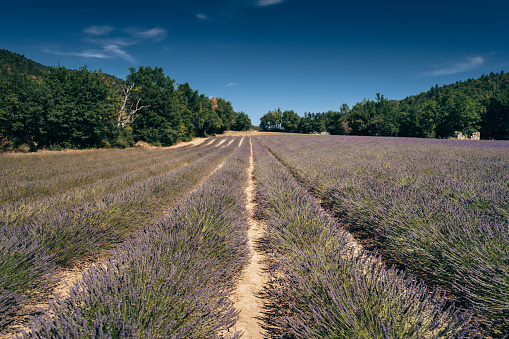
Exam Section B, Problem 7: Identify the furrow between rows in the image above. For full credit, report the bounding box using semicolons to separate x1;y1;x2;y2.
232;137;269;338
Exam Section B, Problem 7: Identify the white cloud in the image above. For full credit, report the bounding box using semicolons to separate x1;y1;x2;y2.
423;56;484;77
46;46;134;62
196;13;210;21
46;49;111;59
78;51;110;58
225;82;239;87
84;37;136;47
103;45;135;62
256;0;284;7
125;27;167;41
83;25;114;36
45;26;166;63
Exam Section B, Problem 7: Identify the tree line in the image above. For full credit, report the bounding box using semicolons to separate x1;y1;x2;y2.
0;49;251;152
260;71;509;140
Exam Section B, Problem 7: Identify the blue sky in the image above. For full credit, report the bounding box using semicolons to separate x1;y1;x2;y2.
2;0;509;125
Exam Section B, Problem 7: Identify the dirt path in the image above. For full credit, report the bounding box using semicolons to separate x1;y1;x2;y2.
215;139;226;147
168;137;206;148
233;137;268;338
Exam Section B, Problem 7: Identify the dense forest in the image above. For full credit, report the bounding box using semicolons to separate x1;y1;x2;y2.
260;72;509;140
0;49;252;152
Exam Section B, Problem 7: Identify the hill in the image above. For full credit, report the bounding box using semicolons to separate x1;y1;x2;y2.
0;49;50;79
0;49;125;90
396;72;509;139
399;71;509;107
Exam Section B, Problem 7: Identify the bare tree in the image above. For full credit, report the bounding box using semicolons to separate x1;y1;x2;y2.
118;83;149;129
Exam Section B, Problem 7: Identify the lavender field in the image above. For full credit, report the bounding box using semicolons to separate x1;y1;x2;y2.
257;134;509;337
0;136;245;337
1;134;507;338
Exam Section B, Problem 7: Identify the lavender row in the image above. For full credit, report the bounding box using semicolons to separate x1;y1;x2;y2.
0;138;227;204
251;137;476;338
0;139;202;181
0;137;240;335
0;226;59;332
0;137;232;230
0;147;155;186
23;137;252;338
0;137;230;227
257;134;509;333
9;136;239;266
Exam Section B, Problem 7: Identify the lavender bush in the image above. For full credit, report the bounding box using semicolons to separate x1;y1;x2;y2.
0;137;239;333
24;137;251;338
0;147;164;203
0;137;231;214
0;226;59;333
1;137;240;267
257;134;509;334
252;137;476;338
26;231;240;338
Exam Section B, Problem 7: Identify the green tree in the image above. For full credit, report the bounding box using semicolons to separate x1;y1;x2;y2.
400;100;440;138
46;65;119;148
259;114;270;131
215;98;236;133
324;106;351;135
202;107;223;135
0;74;52;150
347;99;376;136
297;113;313;133
0;49;246;151
281;110;300;132
232;111;252;131
435;90;482;138
296;112;326;133
127;66;192;146
177;84;224;137
347;94;399;136
0;49;49;79
482;87;509;139
260;108;283;131
375;93;399;136
0;65;118;150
